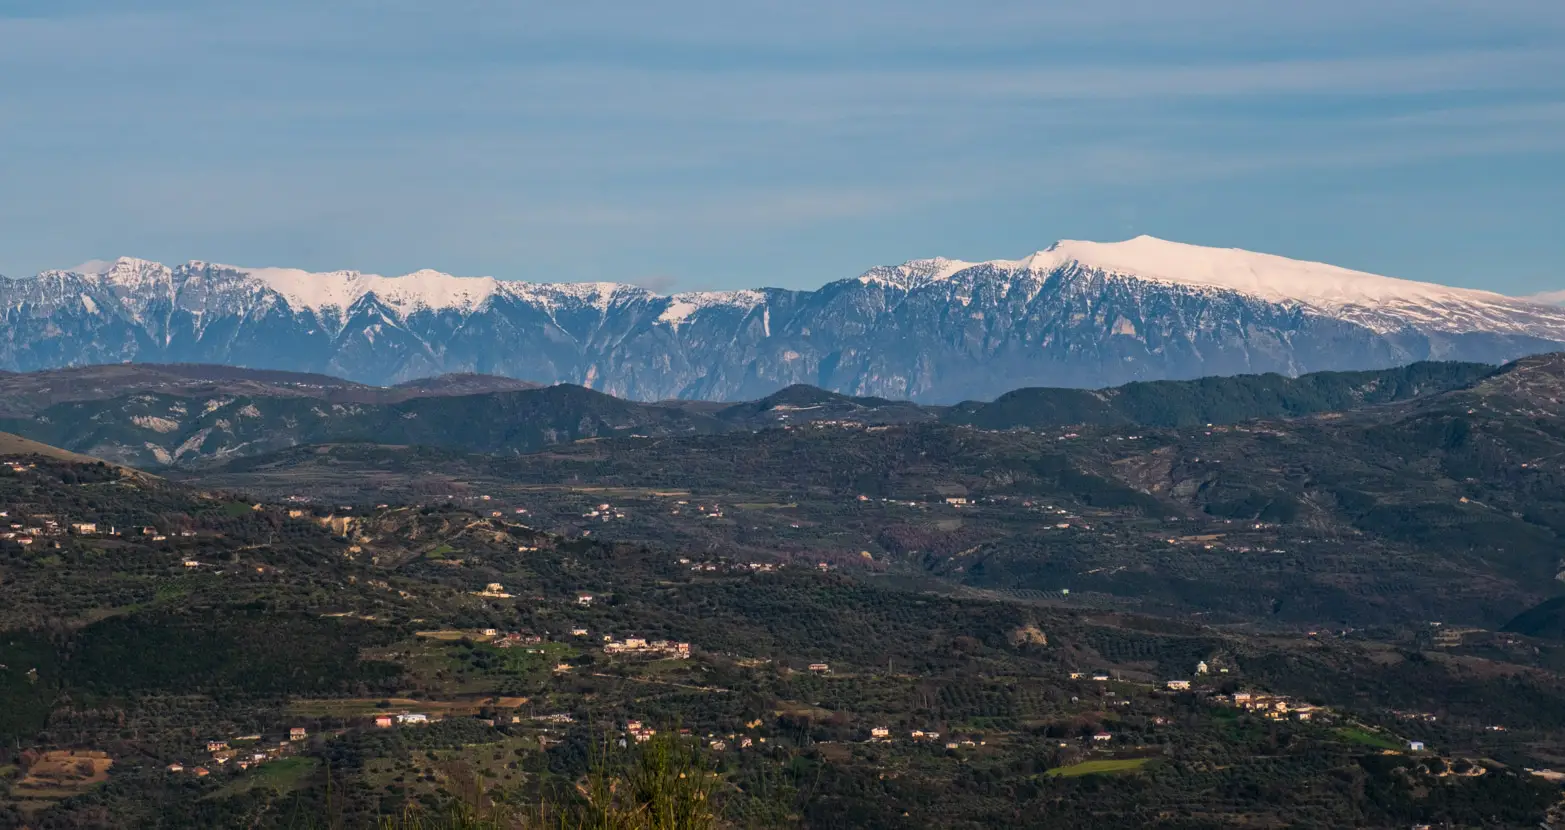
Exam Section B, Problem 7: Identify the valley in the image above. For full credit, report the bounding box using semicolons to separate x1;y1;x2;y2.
3;356;1565;827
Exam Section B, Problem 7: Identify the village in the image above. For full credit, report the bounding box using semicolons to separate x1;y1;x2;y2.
3;443;1560;830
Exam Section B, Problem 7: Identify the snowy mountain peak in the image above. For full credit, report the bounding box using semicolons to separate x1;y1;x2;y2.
872;235;1529;318
858;256;977;288
79;256;173;288
1027;235;1514;310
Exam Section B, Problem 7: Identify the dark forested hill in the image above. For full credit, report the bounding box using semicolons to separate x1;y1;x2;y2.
0;360;1518;469
1;383;726;468
0;363;540;418
944;360;1494;429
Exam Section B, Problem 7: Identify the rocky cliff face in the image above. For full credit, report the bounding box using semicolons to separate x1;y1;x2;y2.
5;237;1563;402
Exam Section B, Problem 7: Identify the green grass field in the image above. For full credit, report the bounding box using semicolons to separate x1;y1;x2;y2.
1045;758;1153;777
1336;726;1404;751
211;756;320;798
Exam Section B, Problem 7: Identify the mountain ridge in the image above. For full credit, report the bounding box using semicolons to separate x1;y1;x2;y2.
7;236;1565;402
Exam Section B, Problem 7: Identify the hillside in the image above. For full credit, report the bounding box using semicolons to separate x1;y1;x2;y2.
178;354;1565;632
0;363;541;418
945;361;1494;429
0;431;153;479
1;384;725;469
0;360;1514;469
6;449;1565;828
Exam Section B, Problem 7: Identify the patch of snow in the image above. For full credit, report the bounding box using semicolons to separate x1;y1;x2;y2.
1527;290;1565;307
656;290;766;328
657;300;699;328
858;257;976;288
504;281;645;313
79;294;98;314
88;257;174;288
239;266;500;316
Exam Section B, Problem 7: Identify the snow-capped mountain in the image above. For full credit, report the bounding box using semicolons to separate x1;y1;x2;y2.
4;236;1563;403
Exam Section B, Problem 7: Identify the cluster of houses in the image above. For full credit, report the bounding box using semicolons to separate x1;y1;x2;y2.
583;503;626;521
492;632;545;648
669;501;724;520
603;637;692;659
2;516;199;547
172;730;313;777
678;557;785;574
1229;691;1326;721
866;727;945;743
620;720;762;751
174;713;449;776
625;720;658;743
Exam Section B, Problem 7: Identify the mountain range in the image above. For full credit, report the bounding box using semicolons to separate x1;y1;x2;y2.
5;236;1564;402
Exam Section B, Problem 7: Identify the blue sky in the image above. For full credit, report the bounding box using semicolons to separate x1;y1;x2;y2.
1;1;1562;294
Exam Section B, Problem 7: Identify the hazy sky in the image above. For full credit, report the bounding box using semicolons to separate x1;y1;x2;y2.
2;1;1563;294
